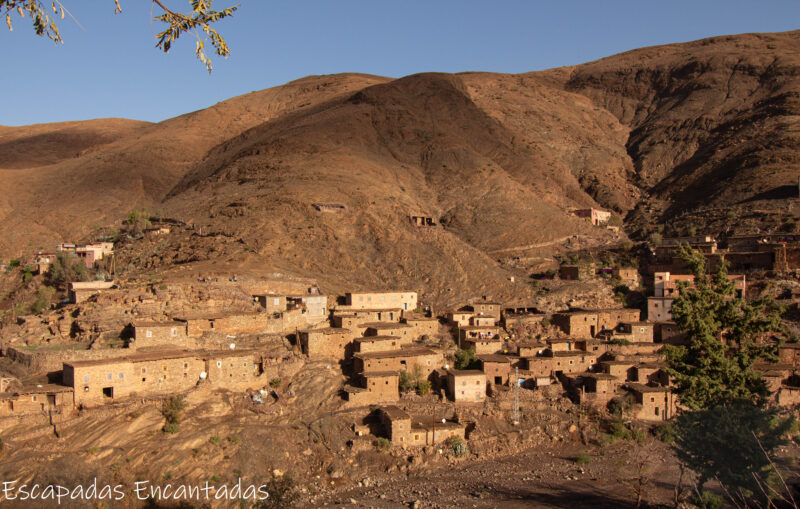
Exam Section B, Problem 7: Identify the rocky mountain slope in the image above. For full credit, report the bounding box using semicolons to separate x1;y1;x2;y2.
2;31;799;303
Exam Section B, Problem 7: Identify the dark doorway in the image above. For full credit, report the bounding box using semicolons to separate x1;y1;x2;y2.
102;387;114;398
494;376;502;385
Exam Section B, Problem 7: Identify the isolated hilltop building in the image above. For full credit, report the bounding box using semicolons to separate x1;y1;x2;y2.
409;215;436;227
572;208;612;226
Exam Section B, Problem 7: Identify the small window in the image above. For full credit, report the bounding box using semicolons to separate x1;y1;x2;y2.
119;373;124;379
142;378;146;382
83;375;89;383
184;363;188;369
146;330;153;338
163;365;167;371
83;386;89;392
171;328;177;336
216;361;222;368
107;373;112;381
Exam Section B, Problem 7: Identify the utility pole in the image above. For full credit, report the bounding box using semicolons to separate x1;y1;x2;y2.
512;366;519;425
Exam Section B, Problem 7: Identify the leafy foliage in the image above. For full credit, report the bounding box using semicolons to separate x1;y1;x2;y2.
373;437;391;452
664;244;782;410
445;435;468;457
1;0;238;72
254;475;299;509
124;207;152;236
674;402;793;498
47;251;90;287
454;348;479;370
162;395;186;433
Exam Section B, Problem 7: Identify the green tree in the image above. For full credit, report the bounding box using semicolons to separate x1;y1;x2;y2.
665;245;793;501
664;244;781;410
454;348;478;370
1;0;238;72
125;207;152;236
47;251;90;287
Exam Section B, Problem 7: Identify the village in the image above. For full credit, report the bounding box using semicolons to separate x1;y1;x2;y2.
0;208;798;461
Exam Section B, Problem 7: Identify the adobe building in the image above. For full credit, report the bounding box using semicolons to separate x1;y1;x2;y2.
616;322;655;343
546;338;577;352
32;252;57;274
253;294;288;314
446;369;487;403
655;321;686;345
333;308;402;323
345;291;418;312
331;314;370;336
286;293;328;324
552;312;598;337
470;315;497;327
600;359;637;380
0;384;74;416
298;327;353;359
459;325;502;344
478;354;512;385
63;349;261;407
648;297;674;322
75;242;114;268
174;312;271;337
559;264;594;281
471;296;502;320
447;310;474;327
551;351;598;374
362;322;414;342
343;371;400;406
409;215;435;227
633;362;670;385
353;348;442;375
401;313;439;338
778;343;800;369
521;356;557;377
353;336;403;354
69;280;115;304
503;309;546;329
596;308;642;331
377;405;412;445
462;336;503;355
132;321;191;349
573;208;612;226
613;267;640;288
625;383;677;421
517;342;547;358
654;272;745;299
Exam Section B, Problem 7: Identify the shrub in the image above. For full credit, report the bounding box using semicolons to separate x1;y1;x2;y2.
226;434;241;445
611;338;632;346
399;370;414;393
692;491;726;509
373;437;391;452
162;395;186;433
654;422;677;444
209;435;221;446
254;475;299;509
416;380;431;396
445;435;468;457
648;232;663;246
573;452;591;465
269;378;282;389
455;348;478;370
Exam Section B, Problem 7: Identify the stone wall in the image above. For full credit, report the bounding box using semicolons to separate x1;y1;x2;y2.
5;346;130;374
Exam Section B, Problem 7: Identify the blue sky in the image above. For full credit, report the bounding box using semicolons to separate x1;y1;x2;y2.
3;1;800;126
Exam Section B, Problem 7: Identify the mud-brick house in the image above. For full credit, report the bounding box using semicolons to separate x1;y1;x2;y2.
173;312;271;337
550;351;598;375
559;264;595;281
401;313;439;338
779;343;800;369
517;342;547;358
470;315;497;327
446;369;486;403
343;371;400;406
478;354;512;385
132;321;190;348
353;336;402;354
462;336;503;355
521;356;556;377
655;321;686;345
573;208;612;226
333;308;403;324
625;383;677;421
459;325;503;348
377;405;412;445
546;338;576;352
612;267;640;288
408;416;466;447
69;280;115;304
616;322;654;343
552;311;598;337
345;291;418;312
75;242;114;268
0;384;74;416
633;362;670;385
286;293;328;324
298;327;353;359
647;297;674;322
362;322;415;343
63;349;261;407
599;359;637;380
353;348;442;375
446;309;474;327
471;296;502;320
253;294;287;314
32;252;57;275
596;308;642;332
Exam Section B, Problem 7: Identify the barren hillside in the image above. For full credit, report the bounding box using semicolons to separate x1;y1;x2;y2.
3;31;800;302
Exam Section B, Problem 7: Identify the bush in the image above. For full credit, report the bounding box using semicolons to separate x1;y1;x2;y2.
692;491;726;509
399;370;414;393
648;232;663;246
226;434;241;445
209;435;221;446
254;475;299;509
269;378;282;389
445;435;468;457
373;437;391;452
455;349;478;370
611;338;632;346
573;452;591;465
162;395;186;433
653;422;677;444
416;380;431;396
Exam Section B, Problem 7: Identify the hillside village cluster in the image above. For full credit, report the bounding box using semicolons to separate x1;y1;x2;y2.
1;210;800;450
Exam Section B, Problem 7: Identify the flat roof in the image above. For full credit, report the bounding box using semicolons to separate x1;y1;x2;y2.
600;360;636;366
478;354;512;363
354;335;398;342
363;370;400;378
334;307;402;313
552;351;593;357
353;348;437;360
360;322;412;329
134;320;181;328
447;369;485;376
581;372;619;380
299;327;350;334
626;383;671;393
380;405;410;420
14;384;74;394
65;348;257;368
461;326;501;331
